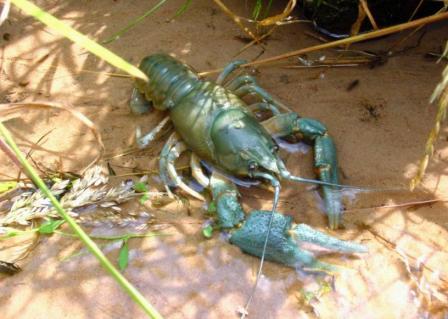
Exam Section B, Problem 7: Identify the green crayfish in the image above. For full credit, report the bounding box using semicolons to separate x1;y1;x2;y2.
130;53;367;271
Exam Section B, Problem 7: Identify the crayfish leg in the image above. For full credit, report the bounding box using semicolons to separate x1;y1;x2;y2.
262;113;344;229
216;59;247;85
130;87;152;114
209;172;245;228
159;133;205;201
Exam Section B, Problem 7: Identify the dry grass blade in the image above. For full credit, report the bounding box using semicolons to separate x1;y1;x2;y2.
0;225;39;268
238;11;448;70
0;102;104;173
350;1;367;39
257;0;296;27
212;0;260;43
359;0;379;30
411;42;448;190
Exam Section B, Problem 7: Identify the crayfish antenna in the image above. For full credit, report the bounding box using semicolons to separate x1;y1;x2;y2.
239;173;280;319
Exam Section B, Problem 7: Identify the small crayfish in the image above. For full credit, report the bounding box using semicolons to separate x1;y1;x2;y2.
130;53;367;271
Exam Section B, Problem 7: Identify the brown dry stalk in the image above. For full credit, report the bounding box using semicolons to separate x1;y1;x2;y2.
200;11;448;76
212;0;260;43
350;1;367;38
411;86;448;190
410;38;448;190
257;0;297;27
360;0;379;30
0;102;104;173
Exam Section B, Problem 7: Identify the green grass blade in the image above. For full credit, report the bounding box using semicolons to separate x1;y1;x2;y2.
118;239;130;271
102;0;167;44
10;0;148;82
0;123;162;319
252;0;263;21
171;0;192;19
262;0;273;19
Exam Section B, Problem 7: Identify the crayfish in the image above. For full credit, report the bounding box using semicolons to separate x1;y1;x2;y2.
130;53;367;271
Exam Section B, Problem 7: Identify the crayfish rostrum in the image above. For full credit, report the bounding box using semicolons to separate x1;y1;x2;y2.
130;53;367;271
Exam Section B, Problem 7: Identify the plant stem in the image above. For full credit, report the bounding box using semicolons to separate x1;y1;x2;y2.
0;123;163;319
54;230;165;241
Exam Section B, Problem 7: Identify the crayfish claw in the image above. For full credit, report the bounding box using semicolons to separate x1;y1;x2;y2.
210;173;245;228
292;223;368;254
229;210;367;270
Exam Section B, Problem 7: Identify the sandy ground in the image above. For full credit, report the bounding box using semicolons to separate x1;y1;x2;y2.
0;0;448;318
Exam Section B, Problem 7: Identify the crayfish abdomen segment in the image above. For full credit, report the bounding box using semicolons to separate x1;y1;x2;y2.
134;54;200;111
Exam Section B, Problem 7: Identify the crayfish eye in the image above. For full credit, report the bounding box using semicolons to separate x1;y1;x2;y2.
248;161;258;172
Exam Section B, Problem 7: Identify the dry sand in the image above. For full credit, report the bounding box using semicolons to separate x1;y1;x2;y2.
1;1;447;318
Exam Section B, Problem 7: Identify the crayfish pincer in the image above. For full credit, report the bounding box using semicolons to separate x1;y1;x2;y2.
130;53;367;271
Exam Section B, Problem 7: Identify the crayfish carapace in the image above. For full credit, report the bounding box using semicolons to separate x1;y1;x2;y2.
130;53;367;271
